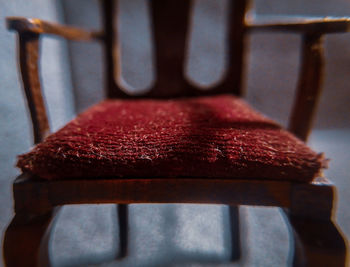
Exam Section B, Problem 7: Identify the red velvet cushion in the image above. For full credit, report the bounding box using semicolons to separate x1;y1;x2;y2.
17;95;326;182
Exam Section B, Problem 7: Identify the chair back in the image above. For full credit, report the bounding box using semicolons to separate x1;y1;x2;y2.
102;0;250;99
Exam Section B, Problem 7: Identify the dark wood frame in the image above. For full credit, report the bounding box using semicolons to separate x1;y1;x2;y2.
3;0;350;266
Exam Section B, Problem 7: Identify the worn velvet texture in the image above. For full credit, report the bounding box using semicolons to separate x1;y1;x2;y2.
17;95;326;181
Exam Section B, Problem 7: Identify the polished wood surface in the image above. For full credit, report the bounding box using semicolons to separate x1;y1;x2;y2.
4;1;350;266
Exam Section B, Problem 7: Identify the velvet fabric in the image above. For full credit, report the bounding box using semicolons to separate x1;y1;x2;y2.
17;95;326;182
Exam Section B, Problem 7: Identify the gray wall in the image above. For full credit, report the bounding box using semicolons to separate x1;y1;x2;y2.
0;0;75;263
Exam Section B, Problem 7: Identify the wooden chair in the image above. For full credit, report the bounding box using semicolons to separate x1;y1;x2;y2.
3;0;349;266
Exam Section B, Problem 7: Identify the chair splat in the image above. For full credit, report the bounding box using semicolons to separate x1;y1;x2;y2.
151;0;192;96
106;0;252;98
224;0;251;97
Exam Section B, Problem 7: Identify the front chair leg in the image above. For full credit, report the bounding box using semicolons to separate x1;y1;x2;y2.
282;180;347;267
117;204;128;258
3;208;60;267
229;205;241;261
286;215;347;267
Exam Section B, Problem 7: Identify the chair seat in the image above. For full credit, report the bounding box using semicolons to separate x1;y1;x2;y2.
17;94;326;182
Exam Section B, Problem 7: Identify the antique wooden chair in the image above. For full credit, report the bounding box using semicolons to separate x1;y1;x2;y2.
3;0;349;266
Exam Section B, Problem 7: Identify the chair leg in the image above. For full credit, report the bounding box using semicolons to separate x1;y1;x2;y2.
284;214;347;267
282;181;347;267
229;205;241;261
117;204;128;258
3;208;60;267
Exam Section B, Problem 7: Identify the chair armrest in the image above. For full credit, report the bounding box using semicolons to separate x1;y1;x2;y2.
247;16;350;34
6;17;102;144
247;16;350;141
6;17;102;41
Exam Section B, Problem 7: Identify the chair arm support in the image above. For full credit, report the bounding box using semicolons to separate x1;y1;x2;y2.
14;32;49;144
288;33;325;141
6;17;102;41
247;16;350;34
247;16;350;141
6;17;102;144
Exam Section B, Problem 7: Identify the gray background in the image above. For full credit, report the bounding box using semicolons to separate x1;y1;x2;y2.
1;0;349;266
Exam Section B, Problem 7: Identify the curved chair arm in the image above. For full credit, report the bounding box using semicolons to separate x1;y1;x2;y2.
247;16;350;141
6;17;103;144
6;17;102;41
